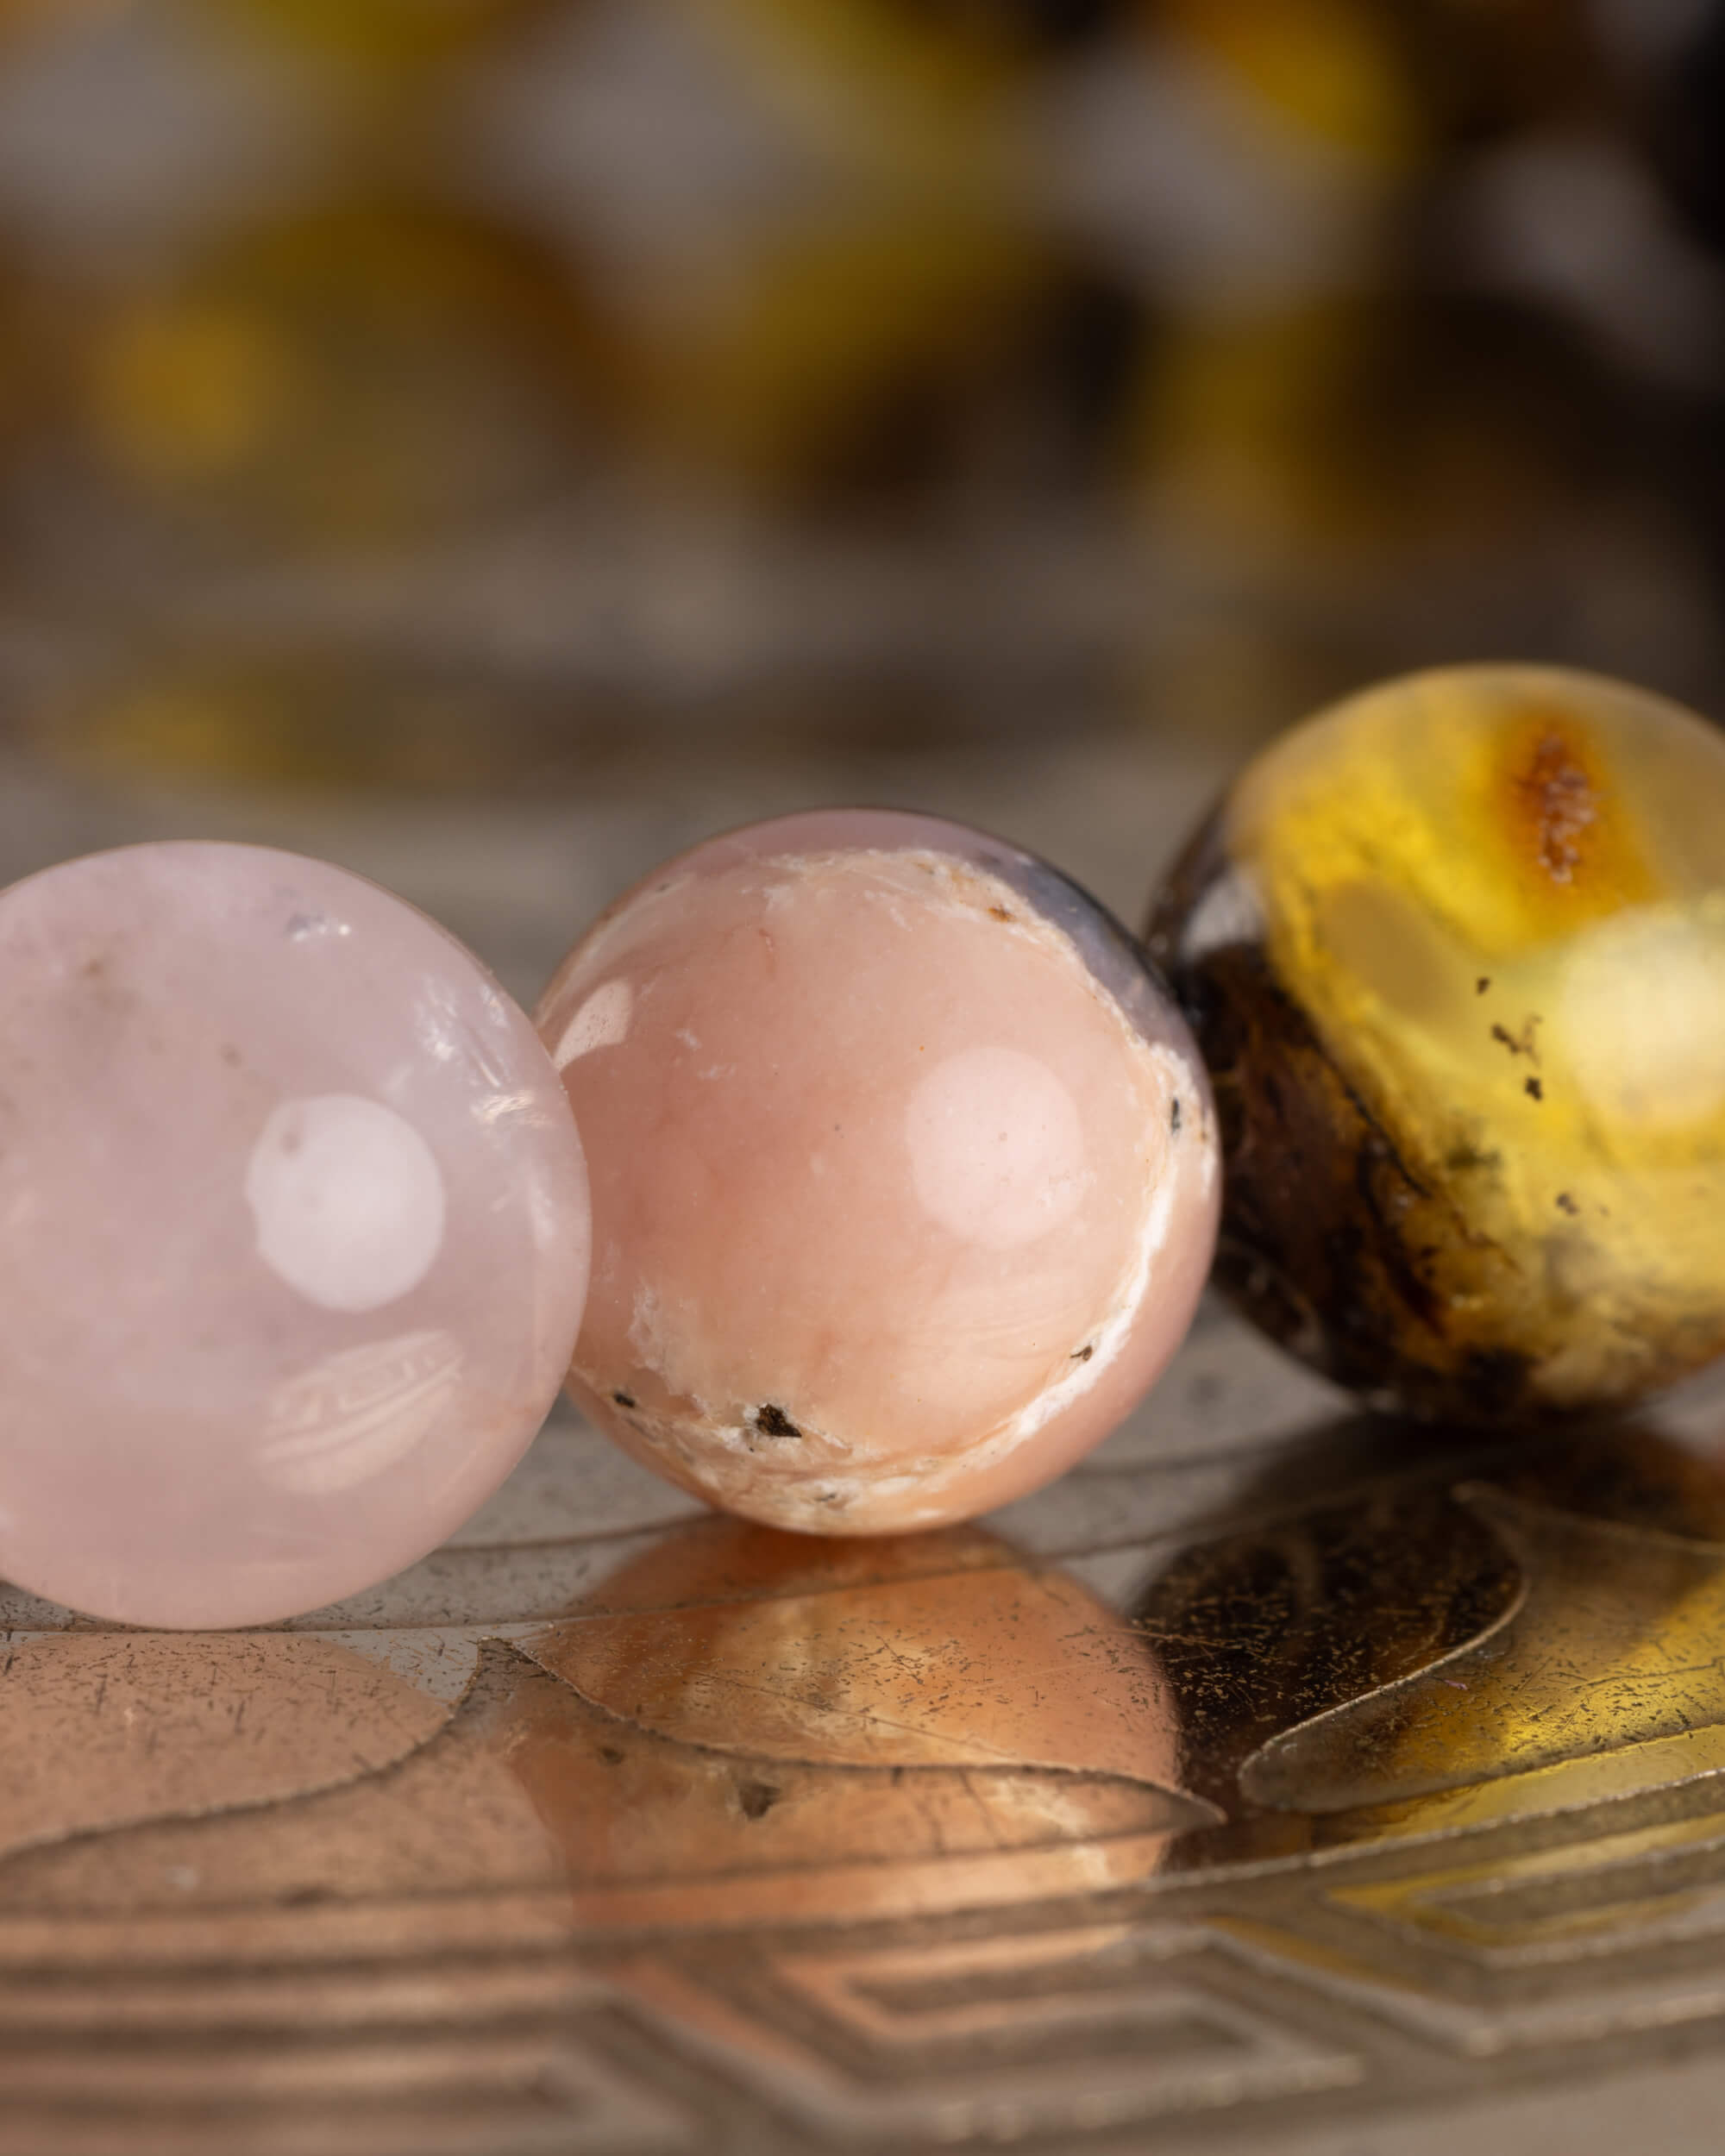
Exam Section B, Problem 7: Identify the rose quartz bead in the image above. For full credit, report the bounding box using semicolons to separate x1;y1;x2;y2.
536;811;1219;1532
0;843;590;1628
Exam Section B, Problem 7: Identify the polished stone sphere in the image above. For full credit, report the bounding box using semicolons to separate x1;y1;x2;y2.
0;843;590;1627
536;810;1219;1532
1146;664;1725;1424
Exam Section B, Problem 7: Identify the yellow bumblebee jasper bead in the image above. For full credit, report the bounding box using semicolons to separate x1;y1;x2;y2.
1146;663;1725;1424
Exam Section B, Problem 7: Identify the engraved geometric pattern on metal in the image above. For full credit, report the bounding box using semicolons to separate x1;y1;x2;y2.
5;1303;1725;2153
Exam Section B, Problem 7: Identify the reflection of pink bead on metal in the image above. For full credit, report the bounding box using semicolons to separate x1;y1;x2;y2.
536;811;1220;1534
0;843;590;1630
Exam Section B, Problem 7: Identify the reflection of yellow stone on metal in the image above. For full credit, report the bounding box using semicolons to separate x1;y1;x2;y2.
1126;1412;1725;1871
1245;1485;1725;1823
1327;1805;1725;1963
1148;664;1725;1423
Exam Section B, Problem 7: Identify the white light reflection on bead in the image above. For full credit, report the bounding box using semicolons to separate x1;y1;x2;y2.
905;1045;1089;1251
245;1094;447;1313
474;1090;537;1127
554;978;632;1068
1177;865;1264;963
1560;902;1725;1129
285;911;353;942
417;975;512;1086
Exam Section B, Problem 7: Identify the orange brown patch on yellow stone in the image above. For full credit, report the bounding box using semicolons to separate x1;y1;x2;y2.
1516;730;1596;883
1496;708;1655;918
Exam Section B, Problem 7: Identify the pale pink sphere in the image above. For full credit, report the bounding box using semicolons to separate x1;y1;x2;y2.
0;843;590;1627
536;811;1219;1532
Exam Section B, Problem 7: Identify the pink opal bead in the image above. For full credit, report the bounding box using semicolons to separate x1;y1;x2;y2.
0;843;590;1629
536;811;1220;1533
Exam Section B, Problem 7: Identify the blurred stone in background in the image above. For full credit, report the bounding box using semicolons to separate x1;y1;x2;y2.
0;0;1722;976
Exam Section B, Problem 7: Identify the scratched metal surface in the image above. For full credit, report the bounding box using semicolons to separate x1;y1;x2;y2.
4;762;1725;2156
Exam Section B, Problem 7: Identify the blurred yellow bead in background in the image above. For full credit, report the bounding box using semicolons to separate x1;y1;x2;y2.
1162;0;1424;164
643;210;1048;497
192;0;556;75
80;204;616;551
607;0;1051;498
89;298;295;489
34;652;552;795
719;0;1038;155
0;0;130;48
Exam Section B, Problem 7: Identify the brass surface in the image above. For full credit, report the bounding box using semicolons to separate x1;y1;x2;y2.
4;1293;1725;2153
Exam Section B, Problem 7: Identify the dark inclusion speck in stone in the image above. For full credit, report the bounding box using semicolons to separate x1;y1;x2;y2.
752;1404;801;1438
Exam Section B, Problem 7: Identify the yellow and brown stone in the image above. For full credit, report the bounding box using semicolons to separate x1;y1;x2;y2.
1145;664;1725;1424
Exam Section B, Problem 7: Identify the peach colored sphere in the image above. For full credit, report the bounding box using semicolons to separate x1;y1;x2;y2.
536;811;1219;1532
0;843;591;1628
